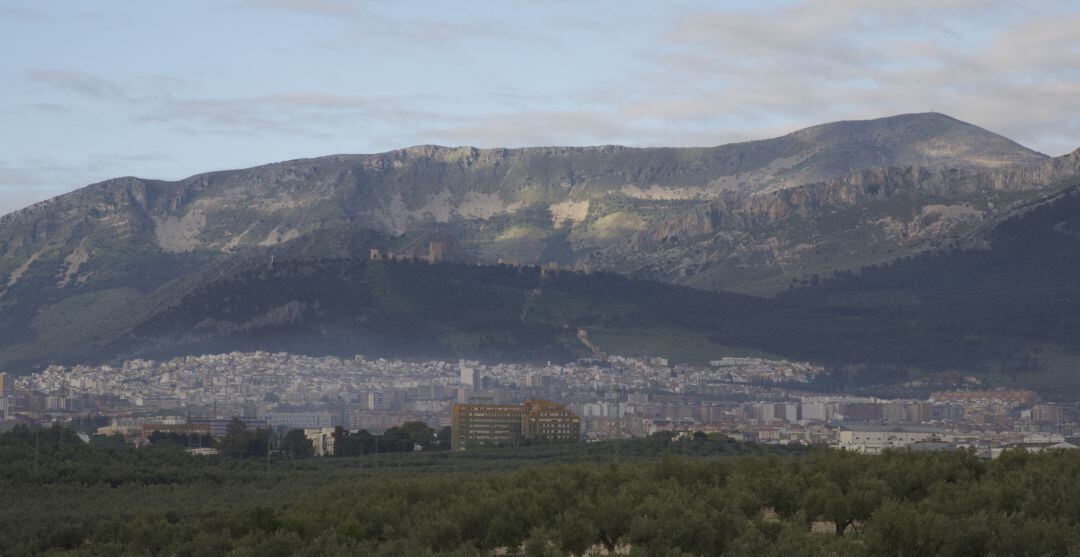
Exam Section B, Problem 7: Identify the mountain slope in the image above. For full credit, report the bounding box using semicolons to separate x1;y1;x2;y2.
3;184;1080;398
0;113;1043;275
778;184;1080;394
594;148;1080;293
0;113;1066;372
107;183;1080;395
39;259;812;367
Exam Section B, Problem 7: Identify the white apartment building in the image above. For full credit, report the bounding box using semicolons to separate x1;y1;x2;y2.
837;424;949;454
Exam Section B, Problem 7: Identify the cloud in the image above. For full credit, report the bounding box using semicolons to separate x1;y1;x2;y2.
25;102;72;113
588;0;1080;154
0;5;49;20
421;109;660;148
245;0;564;50
25;69;126;100
246;0;358;16
135;91;445;138
22;68;436;139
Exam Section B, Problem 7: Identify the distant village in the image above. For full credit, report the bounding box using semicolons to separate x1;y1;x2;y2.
2;348;1077;458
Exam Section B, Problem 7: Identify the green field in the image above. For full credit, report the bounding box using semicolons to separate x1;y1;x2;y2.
6;426;1080;556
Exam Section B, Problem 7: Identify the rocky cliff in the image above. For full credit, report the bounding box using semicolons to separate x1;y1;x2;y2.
0;112;1068;369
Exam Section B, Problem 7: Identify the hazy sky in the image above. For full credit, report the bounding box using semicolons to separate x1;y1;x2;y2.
2;0;1079;216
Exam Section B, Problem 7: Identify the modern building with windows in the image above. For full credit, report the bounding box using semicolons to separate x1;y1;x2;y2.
451;399;580;451
522;400;581;443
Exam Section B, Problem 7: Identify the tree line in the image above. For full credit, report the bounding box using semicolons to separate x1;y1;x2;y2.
5;424;1080;555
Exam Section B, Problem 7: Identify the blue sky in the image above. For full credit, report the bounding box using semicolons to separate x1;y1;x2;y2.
2;0;1079;215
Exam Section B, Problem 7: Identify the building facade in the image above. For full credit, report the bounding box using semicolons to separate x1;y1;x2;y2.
837;424;948;454
523;400;581;443
451;399;580;450
304;427;337;456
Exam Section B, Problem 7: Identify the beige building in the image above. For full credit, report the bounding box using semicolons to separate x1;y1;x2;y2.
451;399;580;451
523;400;580;443
837;425;948;454
304;427;337;456
1032;404;1064;425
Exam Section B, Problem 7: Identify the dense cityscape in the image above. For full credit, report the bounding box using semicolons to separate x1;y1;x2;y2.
2;350;1075;458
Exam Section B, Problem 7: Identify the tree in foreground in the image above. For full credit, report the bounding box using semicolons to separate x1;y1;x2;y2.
282;429;315;459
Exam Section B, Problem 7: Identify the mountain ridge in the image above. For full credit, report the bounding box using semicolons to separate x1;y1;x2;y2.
0;112;1075;374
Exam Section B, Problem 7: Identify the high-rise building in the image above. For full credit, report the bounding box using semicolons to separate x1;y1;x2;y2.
522;400;581;443
0;372;8;397
932;403;965;422
800;402;831;422
906;402;934;423
883;402;908;423
428;240;446;263
452;403;525;450
841;402;883;421
459;360;479;389
772;403;798;423
451;399;580;451
1032;404;1064;425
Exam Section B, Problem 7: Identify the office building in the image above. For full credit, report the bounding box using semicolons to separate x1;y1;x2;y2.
523;400;581;443
451;399;580;451
1032;404;1064;425
841;402;883;421
837;424;948;454
189;417;268;438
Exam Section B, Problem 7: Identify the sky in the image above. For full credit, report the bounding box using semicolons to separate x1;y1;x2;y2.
2;0;1079;216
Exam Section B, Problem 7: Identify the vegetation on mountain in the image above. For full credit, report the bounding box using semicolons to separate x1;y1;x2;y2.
5;179;1080;395
91;179;1080;394
782;184;1080;394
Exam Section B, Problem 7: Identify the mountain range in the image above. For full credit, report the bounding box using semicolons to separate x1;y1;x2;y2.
2;112;1079;393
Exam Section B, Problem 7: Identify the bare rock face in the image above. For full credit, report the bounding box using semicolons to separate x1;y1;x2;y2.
0;112;1074;369
590;149;1080;293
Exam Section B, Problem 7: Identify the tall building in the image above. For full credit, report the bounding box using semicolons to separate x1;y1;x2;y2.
932;403;965;422
459;360;479;389
841;402;883;421
1032;404;1064;425
428;240;446;263
523;400;581;443
906;402;934;423
451;399;580;451
0;372;8;397
882;402;908;423
800;402;832;422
